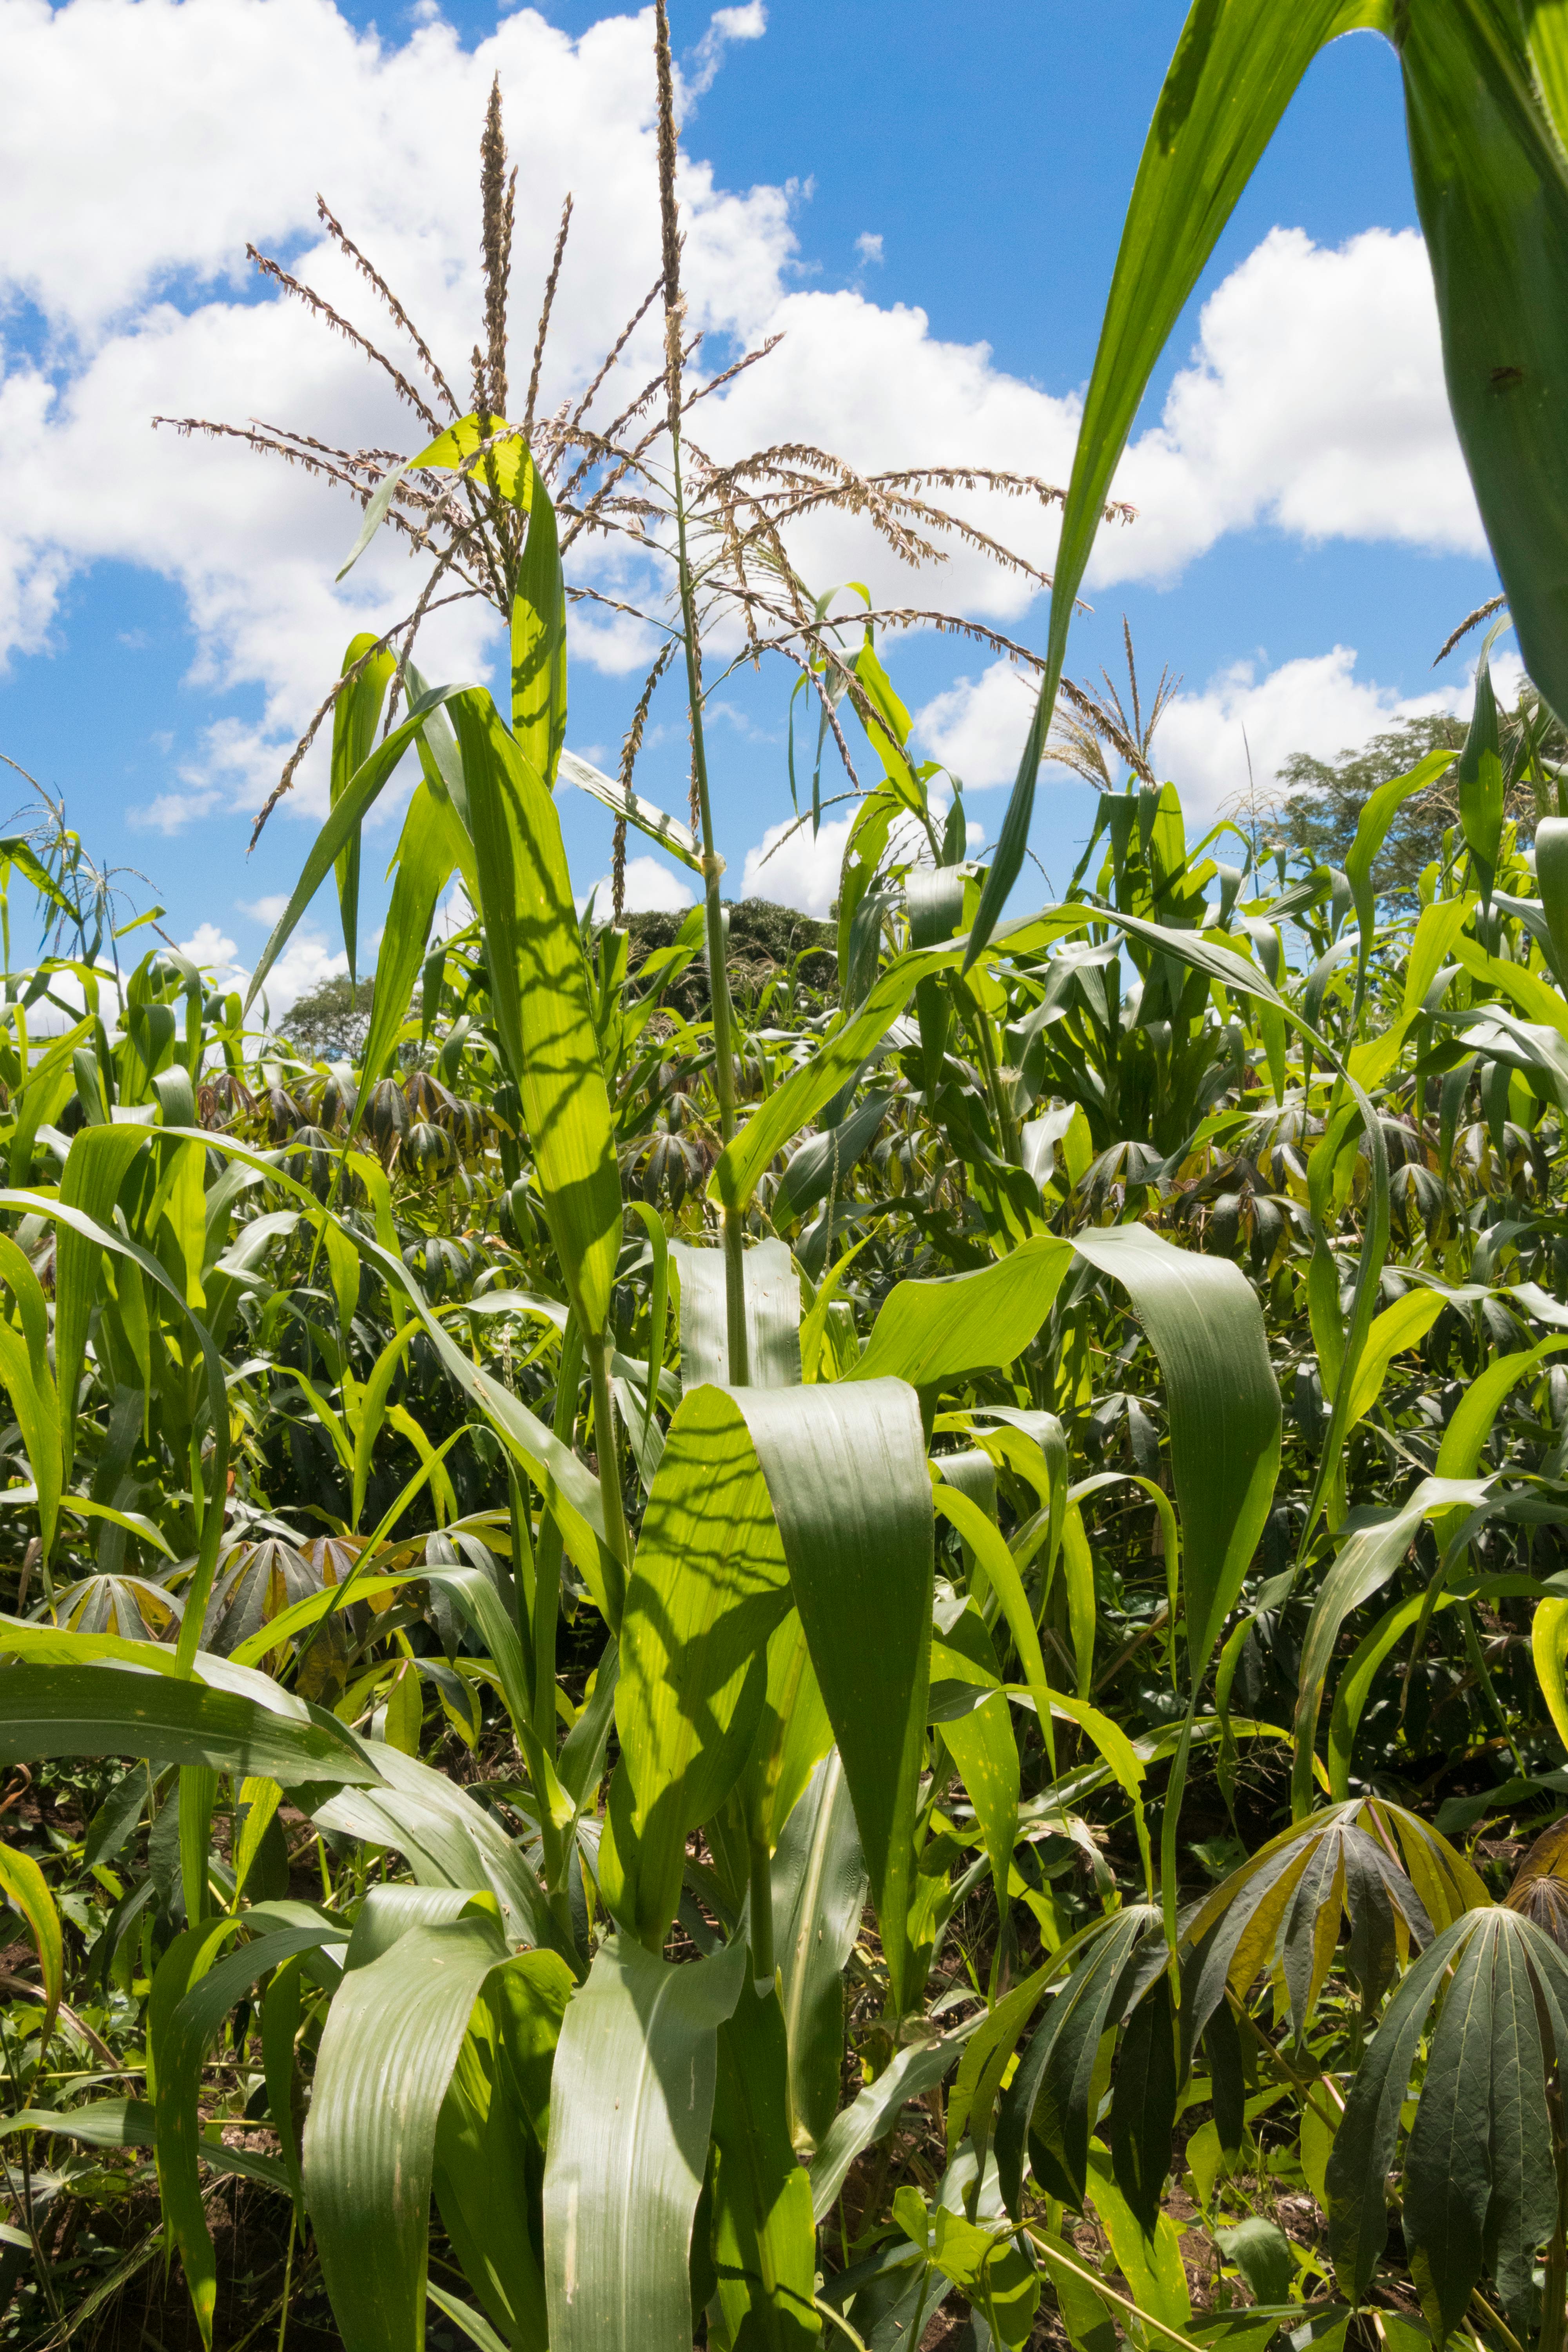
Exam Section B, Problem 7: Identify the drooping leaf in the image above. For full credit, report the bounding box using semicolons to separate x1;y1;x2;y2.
541;1933;748;2352
450;688;621;1337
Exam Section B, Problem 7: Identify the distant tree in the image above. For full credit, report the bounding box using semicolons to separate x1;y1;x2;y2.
1271;715;1466;906
279;974;375;1062
1269;684;1568;908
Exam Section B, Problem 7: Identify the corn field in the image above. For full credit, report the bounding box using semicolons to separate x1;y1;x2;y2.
11;5;1568;2351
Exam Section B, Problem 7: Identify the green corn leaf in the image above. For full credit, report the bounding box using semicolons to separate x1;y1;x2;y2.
608;1383;795;1949
1454;624;1507;902
671;1239;802;1388
808;2017;980;2221
305;1912;517;2352
557;750;702;872
433;1953;576;2351
451;687;621;1337
1343;747;1458;1013
964;0;1378;963
1292;1479;1494;1820
542;1933;748;2352
328;632;396;982
937;1687;1019;1950
1338;1289;1447;1429
1403;6;1568;728
0;1840;62;2047
725;1380;933;2017
512;463;566;784
1073;1223;1280;1680
772;1751;867;2159
244;680;473;1014
157;1923;341;2345
312;1743;566;1956
847;1237;1071;1389
0;1661;379;1786
348;783;463;1128
709;1986;822;2352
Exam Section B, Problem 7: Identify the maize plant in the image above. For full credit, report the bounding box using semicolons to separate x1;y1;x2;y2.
15;4;1568;2350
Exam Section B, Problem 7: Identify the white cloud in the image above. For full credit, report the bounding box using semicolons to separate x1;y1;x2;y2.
1100;227;1483;585
238;893;291;925
0;0;1488;850
919;661;1038;789
580;854;695;915
176;913;346;1020
742;812;850;917
917;639;1529;838
681;2;766;105
1154;643;1524;828
854;232;883;267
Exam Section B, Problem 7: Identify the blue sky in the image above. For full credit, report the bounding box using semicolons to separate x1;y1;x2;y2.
0;0;1503;1001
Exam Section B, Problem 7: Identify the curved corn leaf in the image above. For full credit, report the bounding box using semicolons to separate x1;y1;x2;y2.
1292;1478;1494;1818
305;1912;515;2352
964;0;1380;961
451;687;620;1337
245;681;475;1013
1073;1221;1280;1679
710;1986;821;2352
0;1840;62;2045
847;1237;1071;1389
772;1751;867;2158
0;1661;378;1786
608;1383;794;1949
541;1932;747;2352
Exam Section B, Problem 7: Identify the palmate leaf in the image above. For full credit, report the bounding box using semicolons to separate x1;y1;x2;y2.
1181;1804;1451;2037
1327;1908;1568;2337
992;1906;1163;2218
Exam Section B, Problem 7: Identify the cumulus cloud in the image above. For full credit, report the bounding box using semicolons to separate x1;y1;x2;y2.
739;797;984;916
0;0;1491;887
1154;643;1524;828
920;641;1527;837
176;915;347;1020
580;855;695;915
741;813;851;918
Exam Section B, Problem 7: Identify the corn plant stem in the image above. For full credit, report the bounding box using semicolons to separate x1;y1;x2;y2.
584;1328;630;1631
668;424;750;1384
748;1835;775;1995
965;986;1020;1169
